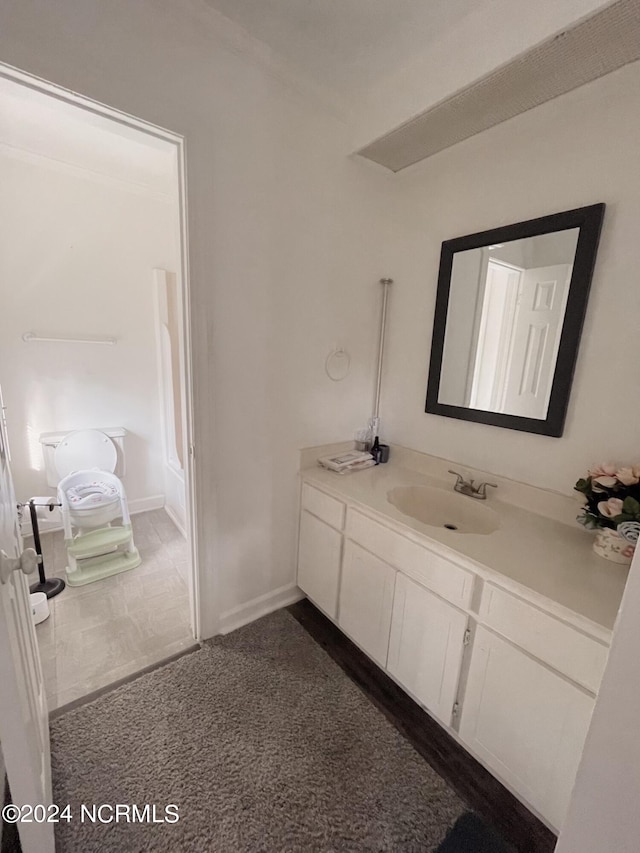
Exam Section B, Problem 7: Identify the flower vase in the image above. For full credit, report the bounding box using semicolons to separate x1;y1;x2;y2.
593;528;635;565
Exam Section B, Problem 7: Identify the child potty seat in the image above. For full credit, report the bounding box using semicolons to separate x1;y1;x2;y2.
54;430;140;585
64;479;120;509
57;469;127;535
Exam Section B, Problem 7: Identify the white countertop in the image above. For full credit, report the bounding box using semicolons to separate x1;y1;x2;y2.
301;460;629;640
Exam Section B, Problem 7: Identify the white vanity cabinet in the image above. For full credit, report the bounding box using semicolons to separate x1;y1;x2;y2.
459;626;595;829
296;479;609;833
387;573;469;725
297;511;342;619
296;484;346;620
338;540;396;667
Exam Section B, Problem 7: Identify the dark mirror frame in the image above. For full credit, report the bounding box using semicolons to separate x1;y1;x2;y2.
425;203;605;437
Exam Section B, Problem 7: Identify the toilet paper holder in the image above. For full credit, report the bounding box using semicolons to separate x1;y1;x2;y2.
17;498;66;599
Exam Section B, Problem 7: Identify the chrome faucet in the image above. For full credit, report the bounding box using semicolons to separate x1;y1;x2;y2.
448;470;497;500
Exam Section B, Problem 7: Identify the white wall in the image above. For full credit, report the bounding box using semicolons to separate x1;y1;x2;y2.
0;153;177;507
0;0;393;633
555;547;640;853
439;249;482;405
3;0;633;637
529;230;579;268
380;61;640;494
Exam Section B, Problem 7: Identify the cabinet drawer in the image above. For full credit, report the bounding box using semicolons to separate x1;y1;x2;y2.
480;584;608;693
346;509;474;609
301;483;345;531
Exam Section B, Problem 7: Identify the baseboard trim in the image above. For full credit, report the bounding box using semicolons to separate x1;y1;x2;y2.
20;495;166;537
130;495;166;515
218;583;304;635
163;504;187;538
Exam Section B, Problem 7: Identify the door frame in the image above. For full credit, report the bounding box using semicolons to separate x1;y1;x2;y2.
0;61;202;640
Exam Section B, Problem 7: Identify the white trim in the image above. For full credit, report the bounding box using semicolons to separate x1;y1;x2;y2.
0;65;185;145
153;269;184;474
218;584;304;635
0;62;203;639
173;107;202;642
163;503;187;539
130;495;166;515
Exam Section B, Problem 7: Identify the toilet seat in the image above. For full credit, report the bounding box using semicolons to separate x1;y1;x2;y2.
58;469;128;532
55;429;118;479
65;479;120;509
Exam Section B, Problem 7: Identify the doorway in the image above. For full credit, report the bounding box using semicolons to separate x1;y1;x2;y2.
0;68;199;711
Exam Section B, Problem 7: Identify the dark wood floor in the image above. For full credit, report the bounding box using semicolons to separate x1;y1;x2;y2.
289;598;557;853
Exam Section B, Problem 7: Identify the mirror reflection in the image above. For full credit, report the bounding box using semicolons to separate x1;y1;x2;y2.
438;229;580;419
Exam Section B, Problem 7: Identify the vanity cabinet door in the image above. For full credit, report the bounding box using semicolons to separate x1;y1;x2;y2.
459;626;594;831
297;510;342;619
339;541;396;668
387;573;468;726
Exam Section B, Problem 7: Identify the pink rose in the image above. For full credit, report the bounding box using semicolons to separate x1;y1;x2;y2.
598;497;624;518
589;463;618;491
589;464;617;477
616;467;640;486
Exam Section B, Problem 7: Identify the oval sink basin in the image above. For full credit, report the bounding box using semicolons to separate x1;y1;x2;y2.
387;485;500;535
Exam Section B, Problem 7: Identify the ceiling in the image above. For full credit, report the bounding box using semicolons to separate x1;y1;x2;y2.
0;77;177;196
202;0;479;100
358;0;640;170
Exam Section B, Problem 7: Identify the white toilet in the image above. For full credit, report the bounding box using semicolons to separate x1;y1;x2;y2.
40;428;141;586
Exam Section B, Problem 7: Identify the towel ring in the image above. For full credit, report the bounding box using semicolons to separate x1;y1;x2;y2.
325;347;350;382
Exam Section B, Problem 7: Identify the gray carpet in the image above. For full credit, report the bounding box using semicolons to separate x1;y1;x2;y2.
51;609;464;852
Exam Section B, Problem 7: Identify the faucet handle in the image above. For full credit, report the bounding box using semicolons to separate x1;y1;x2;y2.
477;481;498;497
448;469;465;486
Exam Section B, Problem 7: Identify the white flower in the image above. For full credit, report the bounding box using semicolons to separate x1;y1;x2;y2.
617;521;640;544
598;498;624;518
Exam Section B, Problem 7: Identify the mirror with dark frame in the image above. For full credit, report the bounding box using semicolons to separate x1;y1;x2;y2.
425;204;605;437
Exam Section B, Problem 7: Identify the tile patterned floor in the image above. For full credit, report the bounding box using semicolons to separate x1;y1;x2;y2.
33;509;194;711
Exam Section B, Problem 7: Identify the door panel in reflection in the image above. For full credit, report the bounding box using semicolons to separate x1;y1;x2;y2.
438;229;578;420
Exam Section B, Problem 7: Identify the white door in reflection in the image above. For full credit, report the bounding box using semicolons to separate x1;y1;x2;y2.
469;259;522;411
469;260;572;418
